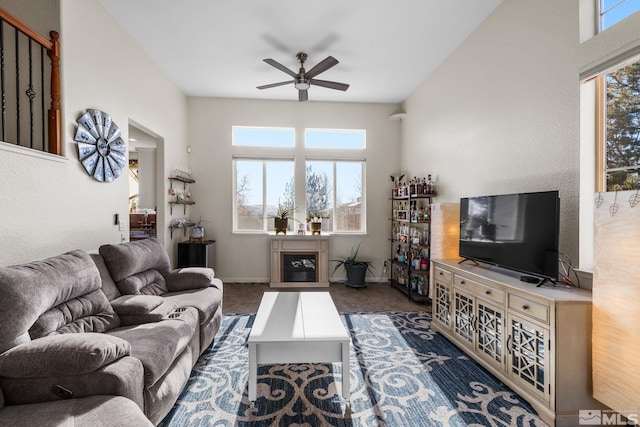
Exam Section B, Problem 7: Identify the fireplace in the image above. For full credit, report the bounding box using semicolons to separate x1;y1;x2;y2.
270;236;329;287
282;252;318;282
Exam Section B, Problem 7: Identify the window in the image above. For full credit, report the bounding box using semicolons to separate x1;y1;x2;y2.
306;161;364;233
305;129;365;149
232;126;294;147
234;159;295;232
597;58;640;191
232;126;366;233
599;0;640;31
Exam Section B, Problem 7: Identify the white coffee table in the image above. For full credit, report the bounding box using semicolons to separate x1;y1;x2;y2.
247;292;351;411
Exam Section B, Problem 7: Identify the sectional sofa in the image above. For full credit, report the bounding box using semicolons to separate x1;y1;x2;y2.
0;238;223;426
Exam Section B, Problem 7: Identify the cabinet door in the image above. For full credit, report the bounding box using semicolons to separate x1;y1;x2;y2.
433;280;452;329
476;300;505;369
453;289;474;346
507;313;551;402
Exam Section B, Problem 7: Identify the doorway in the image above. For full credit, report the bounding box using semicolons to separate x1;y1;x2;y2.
128;123;163;243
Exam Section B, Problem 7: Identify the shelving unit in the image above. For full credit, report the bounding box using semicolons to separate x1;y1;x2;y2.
169;222;196;238
168;175;195;215
390;184;435;303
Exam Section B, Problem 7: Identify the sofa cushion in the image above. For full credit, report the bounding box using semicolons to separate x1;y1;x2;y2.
90;253;121;301
99;239;171;286
30;289;119;339
0;251;110;354
110;295;164;316
0;395;153;427
162;282;223;324
165;267;215;292
0;333;130;377
107;308;198;387
119;269;168;296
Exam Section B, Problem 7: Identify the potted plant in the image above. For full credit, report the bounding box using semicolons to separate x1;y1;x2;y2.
331;243;374;288
273;202;292;235
306;212;326;235
190;216;208;242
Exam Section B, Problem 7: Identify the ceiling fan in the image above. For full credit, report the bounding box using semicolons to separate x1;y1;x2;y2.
257;52;349;102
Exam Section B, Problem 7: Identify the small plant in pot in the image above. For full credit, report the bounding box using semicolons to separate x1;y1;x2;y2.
331;243;374;288
273;202;292;235
190;216;208;243
306;211;327;235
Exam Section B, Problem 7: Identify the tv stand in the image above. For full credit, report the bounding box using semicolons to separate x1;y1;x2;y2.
431;259;603;427
536;277;556;287
457;258;479;266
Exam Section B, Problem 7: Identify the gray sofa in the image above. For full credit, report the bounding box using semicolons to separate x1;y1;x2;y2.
0;239;223;426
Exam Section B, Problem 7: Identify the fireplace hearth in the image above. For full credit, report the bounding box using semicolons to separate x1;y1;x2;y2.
270;236;329;287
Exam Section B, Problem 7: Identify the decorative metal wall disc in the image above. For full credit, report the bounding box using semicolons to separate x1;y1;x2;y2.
74;109;126;182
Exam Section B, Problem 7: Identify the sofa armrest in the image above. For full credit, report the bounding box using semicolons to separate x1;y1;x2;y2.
0;355;145;409
111;295;177;325
165;267;215;292
0;334;130;378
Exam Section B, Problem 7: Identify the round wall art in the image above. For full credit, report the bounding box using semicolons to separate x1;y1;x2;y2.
74;109;126;182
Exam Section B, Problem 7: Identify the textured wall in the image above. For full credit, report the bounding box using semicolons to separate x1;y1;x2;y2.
401;0;581;268
0;0;188;266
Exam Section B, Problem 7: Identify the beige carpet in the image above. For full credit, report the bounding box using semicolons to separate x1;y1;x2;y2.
223;281;429;314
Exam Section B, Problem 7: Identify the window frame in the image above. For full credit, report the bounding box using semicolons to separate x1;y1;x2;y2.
304;158;366;234
595;56;640;192
232;126;367;234
598;0;640;32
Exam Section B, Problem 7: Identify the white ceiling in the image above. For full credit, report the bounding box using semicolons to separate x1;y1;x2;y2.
99;0;503;104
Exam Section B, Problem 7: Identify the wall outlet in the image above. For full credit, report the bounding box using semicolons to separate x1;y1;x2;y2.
120;233;127;243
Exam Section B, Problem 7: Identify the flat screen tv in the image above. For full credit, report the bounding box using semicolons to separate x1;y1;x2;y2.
459;190;559;281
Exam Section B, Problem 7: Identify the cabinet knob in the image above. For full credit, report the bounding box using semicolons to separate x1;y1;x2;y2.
460;280;466;284
485;290;491;295
522;305;529;310
439;272;443;275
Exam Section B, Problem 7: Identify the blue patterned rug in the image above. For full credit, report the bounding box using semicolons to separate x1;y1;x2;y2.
161;312;546;426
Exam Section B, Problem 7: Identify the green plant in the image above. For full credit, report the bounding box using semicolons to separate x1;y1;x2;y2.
275;203;292;220
331;243;374;276
306;211;327;223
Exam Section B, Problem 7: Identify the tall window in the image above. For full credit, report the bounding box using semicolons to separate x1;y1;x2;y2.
232;126;366;233
305;161;364;233
598;58;640;191
234;159;294;232
599;0;640;31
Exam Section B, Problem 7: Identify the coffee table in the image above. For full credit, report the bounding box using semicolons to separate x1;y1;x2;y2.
247;292;351;411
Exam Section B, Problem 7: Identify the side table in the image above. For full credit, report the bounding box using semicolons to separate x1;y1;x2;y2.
177;240;215;268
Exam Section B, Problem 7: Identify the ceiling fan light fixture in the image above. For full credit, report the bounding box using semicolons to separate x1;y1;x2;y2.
258;52;348;101
295;79;310;90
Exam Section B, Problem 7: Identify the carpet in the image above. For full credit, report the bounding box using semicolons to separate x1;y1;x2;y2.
161;312;547;426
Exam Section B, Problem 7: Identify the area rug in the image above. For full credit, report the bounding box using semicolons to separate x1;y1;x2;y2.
161;312;547;426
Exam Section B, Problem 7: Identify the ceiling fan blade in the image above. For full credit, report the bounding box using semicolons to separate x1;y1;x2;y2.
305;56;339;78
257;80;294;90
310;79;349;91
299;89;308;102
263;58;298;78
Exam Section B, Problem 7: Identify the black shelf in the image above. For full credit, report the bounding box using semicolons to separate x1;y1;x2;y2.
390;279;430;303
169;222;196;238
169;200;195;215
390;188;434;303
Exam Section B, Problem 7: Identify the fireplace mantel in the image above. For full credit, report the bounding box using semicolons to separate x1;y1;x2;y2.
270;236;329;287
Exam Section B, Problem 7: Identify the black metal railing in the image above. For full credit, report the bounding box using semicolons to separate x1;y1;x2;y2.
0;8;61;155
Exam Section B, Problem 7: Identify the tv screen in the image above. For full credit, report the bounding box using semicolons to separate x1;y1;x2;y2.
459;190;559;280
